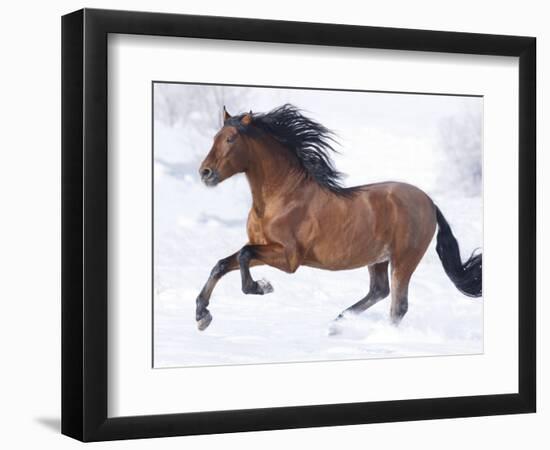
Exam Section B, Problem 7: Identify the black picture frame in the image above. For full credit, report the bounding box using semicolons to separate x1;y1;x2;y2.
61;8;536;442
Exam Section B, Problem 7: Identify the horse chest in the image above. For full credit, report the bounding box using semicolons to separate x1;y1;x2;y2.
246;212;269;245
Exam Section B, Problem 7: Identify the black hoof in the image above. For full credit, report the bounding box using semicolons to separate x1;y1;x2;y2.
197;311;213;331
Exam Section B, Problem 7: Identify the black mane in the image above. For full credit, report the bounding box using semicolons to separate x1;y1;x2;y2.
225;104;352;195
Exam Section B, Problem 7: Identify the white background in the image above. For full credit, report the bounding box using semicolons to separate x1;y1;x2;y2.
0;0;546;449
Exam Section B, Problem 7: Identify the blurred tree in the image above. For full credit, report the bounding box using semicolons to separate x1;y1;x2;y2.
154;83;253;135
437;106;482;197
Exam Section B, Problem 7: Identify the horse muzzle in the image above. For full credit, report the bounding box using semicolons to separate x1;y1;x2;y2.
200;167;220;187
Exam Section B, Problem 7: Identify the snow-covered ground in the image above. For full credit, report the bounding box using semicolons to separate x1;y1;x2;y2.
153;84;483;368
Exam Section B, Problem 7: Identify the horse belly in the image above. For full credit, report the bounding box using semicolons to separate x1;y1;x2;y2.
302;202;387;270
305;237;387;270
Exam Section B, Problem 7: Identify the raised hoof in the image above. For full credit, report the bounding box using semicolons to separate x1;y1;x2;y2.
197;311;213;331
244;278;274;295
257;278;274;294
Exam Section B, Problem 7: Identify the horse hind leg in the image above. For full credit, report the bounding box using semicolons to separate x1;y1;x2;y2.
389;271;410;325
334;261;390;321
389;254;423;325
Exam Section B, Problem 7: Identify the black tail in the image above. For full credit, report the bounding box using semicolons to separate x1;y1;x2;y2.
435;206;482;297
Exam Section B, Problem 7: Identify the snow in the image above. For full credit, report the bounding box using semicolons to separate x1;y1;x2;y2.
153;84;483;368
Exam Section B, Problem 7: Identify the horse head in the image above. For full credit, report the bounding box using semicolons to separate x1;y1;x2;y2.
199;107;253;186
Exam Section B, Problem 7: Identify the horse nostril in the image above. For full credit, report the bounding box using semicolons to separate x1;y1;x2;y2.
201;168;212;178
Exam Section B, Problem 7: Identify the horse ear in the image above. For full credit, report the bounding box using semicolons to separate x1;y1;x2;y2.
223;105;231;122
241;113;252;126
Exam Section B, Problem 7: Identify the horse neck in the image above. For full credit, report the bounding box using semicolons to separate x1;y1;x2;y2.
245;137;307;214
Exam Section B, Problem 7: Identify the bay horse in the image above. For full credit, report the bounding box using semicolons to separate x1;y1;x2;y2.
195;104;482;331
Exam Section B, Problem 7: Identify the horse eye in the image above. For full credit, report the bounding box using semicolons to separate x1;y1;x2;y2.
226;136;236;143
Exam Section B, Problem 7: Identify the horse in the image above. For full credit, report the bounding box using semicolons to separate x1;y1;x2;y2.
194;103;482;331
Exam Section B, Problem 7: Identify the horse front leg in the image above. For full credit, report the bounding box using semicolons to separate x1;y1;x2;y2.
195;244;295;331
195;252;239;330
238;244;296;295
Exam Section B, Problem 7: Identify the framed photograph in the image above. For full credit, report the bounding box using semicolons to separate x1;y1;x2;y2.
62;8;536;442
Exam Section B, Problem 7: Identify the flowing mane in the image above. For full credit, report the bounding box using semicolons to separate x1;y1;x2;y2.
225;104;353;195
